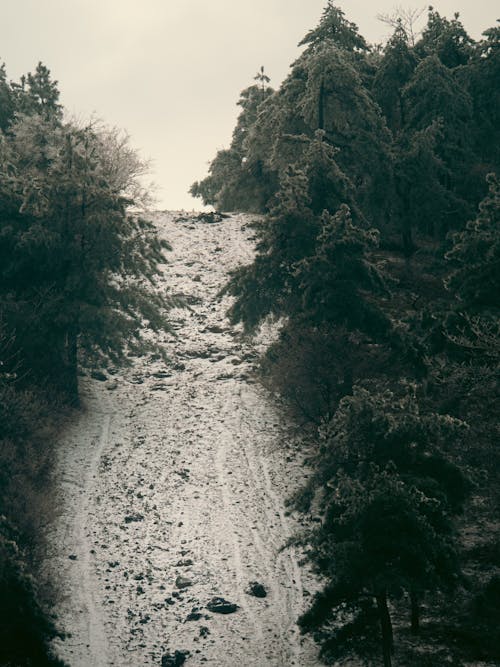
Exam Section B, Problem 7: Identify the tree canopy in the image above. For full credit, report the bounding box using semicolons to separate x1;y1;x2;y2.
194;4;500;664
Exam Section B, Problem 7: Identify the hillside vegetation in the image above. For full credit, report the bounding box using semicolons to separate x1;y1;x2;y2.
193;4;500;665
0;62;173;665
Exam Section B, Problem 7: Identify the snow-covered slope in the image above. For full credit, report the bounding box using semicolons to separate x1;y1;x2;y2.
44;212;320;666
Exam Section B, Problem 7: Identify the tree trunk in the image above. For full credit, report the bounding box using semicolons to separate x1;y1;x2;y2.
376;592;394;667
402;222;415;258
65;326;79;405
318;79;325;131
410;591;420;633
341;367;353;397
395;175;416;257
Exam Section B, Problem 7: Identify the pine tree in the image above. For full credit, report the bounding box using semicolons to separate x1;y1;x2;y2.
467;23;500;177
298;2;368;53
10;62;62;120
0;63;14;131
190;71;274;212
416;8;474;68
0;115;173;400
298;386;469;666
445;173;500;312
373;20;417;134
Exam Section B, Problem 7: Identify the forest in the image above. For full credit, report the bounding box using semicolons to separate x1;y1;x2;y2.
0;63;174;664
0;2;499;666
191;3;500;666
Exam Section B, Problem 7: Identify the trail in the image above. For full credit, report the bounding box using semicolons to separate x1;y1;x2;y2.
44;212;320;666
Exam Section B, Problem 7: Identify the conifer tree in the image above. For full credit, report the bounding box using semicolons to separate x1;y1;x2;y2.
298;386;469;666
0;63;14;131
373;20;417;134
10;62;62;120
445;173;500;312
416;8;474;68
0;115;172;400
298;2;368;53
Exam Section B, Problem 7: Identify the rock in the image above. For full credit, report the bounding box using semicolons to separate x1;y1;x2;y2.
194;211;225;224
175;575;193;589
193;275;202;283
68;554;77;561
161;650;190;666
176;559;194;567
186;611;202;621
105;379;118;390
199;626;210;638
205;324;226;334
216;372;235;380
152;370;172;379
150;383;168;391
172;362;186;371
206;597;239;614
124;514;144;524
246;581;267;598
90;370;107;381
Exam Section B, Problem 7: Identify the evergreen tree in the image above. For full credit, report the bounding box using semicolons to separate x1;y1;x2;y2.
295;43;393;228
0;115;173;400
373;21;417;134
416;8;474;68
227;164;317;328
298;386;469;666
0;63;14;131
401;55;475;236
298;2;368;53
10;62;62;120
295;205;388;332
445;173;500;312
190;70;274;211
467;23;500;177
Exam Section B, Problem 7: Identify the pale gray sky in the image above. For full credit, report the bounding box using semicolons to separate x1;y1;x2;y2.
1;1;498;210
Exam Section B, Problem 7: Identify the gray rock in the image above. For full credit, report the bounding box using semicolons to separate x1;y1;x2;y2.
175;575;193;589
206;597;239;614
161;650;190;666
186;611;202;621
150;383;168;391
152;370;172;379
247;581;267;598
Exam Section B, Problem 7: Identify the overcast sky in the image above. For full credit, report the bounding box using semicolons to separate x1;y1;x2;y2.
1;1;498;210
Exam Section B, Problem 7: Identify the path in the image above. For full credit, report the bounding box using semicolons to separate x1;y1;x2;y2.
44;212;320;666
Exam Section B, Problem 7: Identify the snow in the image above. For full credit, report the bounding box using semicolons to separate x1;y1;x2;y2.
43;212;321;666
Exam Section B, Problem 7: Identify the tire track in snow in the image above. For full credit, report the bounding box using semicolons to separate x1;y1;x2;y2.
79;413;113;666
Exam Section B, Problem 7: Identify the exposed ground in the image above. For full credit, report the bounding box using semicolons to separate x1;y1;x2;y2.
43;212;321;667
